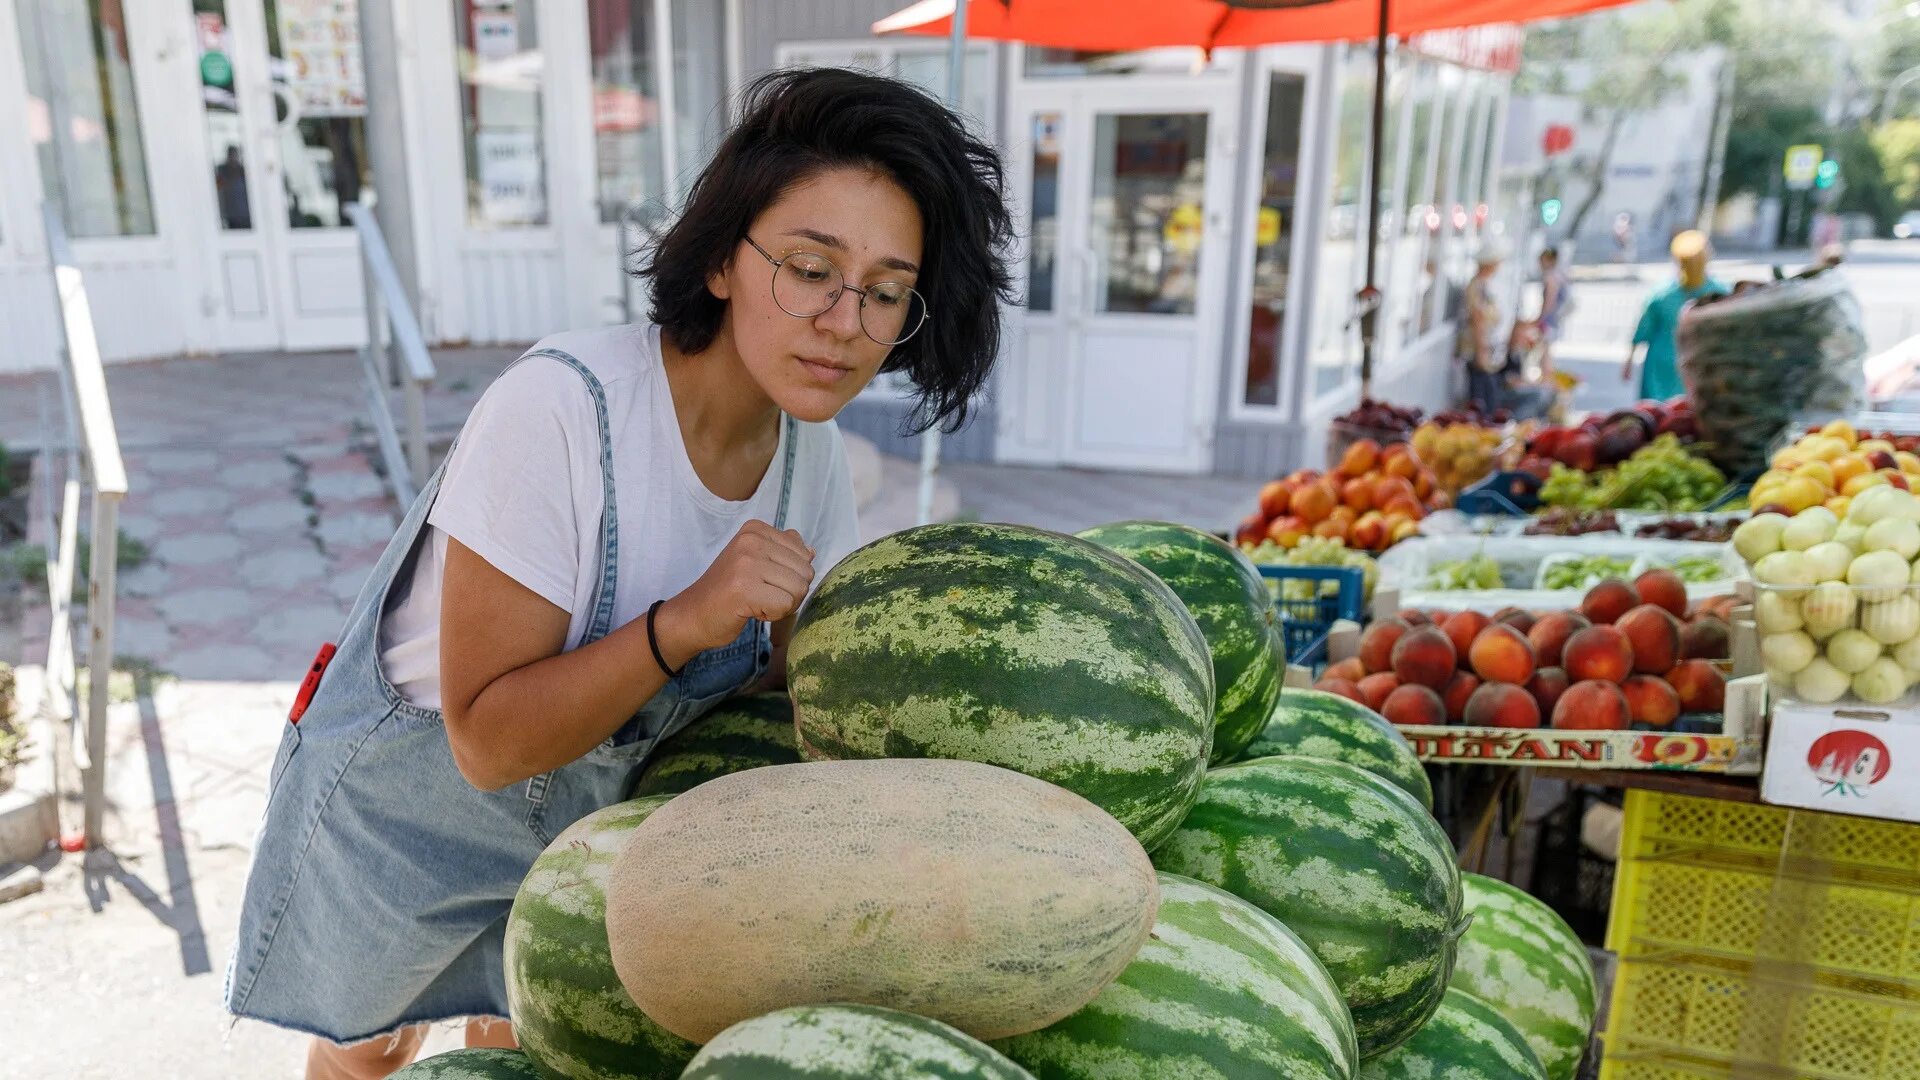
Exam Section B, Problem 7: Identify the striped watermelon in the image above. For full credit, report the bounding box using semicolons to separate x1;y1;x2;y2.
1077;520;1282;764
788;523;1215;849
503;797;696;1079
994;872;1359;1079
1239;688;1433;809
389;1049;543;1078
682;1003;1035;1079
1359;987;1549;1080
631;692;799;796
1449;873;1598;1080
1151;756;1466;1058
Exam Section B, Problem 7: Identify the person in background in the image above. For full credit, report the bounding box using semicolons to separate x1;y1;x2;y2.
1622;230;1727;401
1459;238;1509;414
1534;245;1572;369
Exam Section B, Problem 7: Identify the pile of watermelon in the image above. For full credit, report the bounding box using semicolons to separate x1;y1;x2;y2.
392;521;1597;1080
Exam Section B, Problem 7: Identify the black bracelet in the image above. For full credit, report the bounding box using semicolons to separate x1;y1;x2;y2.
646;600;682;679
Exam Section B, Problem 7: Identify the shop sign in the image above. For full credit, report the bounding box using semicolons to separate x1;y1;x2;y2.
1400;726;1755;772
278;0;367;118
476;129;546;224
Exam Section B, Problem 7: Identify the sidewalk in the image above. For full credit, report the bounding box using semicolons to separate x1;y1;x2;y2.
0;345;1260;1077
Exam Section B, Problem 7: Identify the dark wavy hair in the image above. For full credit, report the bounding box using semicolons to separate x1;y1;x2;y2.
643;67;1015;434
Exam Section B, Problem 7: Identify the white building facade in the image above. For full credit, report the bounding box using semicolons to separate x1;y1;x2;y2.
1;0;1517;477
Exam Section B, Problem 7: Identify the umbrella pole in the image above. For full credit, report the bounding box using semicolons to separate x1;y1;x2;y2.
1357;0;1389;399
915;3;969;526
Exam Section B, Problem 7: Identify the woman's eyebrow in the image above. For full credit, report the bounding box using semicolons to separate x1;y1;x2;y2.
784;228;920;275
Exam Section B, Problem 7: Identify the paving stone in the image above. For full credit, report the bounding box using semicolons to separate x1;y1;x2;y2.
306;468;386;502
166;643;282;681
147;486;236;518
116;513;168;544
157;532;245;567
249;603;347;649
217;456;299;490
236;546;329;589
229;499;313;533
112;561;171;599
317;510;396;549
109;617;174;660
157;586;254;627
138;448;222;475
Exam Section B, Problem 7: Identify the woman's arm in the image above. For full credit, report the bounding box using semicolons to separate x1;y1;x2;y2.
753;616;796;693
441;522;814;790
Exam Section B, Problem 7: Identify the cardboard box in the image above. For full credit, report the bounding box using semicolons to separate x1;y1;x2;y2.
1762;700;1920;823
1292;622;1767;775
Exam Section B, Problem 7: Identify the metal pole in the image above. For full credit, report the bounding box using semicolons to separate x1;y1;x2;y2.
83;493;120;851
915;0;970;526
1357;0;1390;399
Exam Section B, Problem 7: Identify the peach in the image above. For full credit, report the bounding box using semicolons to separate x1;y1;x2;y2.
1384;453;1420;481
1357;672;1401;712
1617;604;1681;674
1563;625;1635;684
1389;519;1420;545
1258;480;1291;519
1621;675;1681;727
1390;625;1458;691
1551;679;1632;730
1468;624;1538;685
1442;671;1481;723
1381;683;1447;727
1441;611;1492;659
1372;475;1416;508
1527;611;1592;668
1680;617;1729;661
1266;515;1308;547
1666;659;1727;713
1464;682;1542;729
1396;609;1432;627
1358;618;1411;673
1324;657;1368;683
1342;477;1374;513
1349;516;1386;551
1340;438;1381;477
1312;519;1348;541
1293;481;1338;524
1327;505;1357;527
1526;666;1570;717
1633;568;1689;619
1494;607;1536;634
1312;677;1366;705
1581;579;1639;624
1382;495;1426;520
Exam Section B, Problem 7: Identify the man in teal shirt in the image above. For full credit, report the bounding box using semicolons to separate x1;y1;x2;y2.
1623;230;1727;401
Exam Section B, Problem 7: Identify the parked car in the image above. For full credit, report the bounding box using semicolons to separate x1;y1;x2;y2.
1896;211;1920;240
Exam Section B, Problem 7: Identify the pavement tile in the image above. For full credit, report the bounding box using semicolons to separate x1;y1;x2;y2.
145;486;236;518
115;562;173;598
317;510;397;549
303;450;376;475
138;448;223;475
156;586;253;627
228;499;313;533
165;642;283;682
306;468;387;502
216;456;300;490
236;546;330;589
154;532;245;567
249;603;350;650
109;617;175;661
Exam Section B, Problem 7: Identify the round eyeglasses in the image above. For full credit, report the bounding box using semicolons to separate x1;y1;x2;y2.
744;235;928;347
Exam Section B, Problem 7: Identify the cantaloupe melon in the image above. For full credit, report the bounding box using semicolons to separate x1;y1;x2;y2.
603;759;1159;1045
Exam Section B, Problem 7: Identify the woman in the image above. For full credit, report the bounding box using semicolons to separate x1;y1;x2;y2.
1533;244;1571;369
1622;230;1726;401
225;68;1014;1079
1459;238;1509;414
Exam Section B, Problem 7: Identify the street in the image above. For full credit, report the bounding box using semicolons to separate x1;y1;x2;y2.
1550;239;1920;415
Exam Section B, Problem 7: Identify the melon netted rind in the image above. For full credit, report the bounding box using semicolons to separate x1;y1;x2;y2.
1238;687;1434;809
388;1048;544;1079
1448;872;1598;1080
503;796;697;1079
1359;986;1550;1079
787;522;1215;850
1151;755;1464;1058
631;692;799;797
1077;520;1282;765
683;1003;1036;1080
604;758;1160;1046
994;872;1360;1079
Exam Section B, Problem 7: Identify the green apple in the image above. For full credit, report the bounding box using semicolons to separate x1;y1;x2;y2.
1853;658;1910;704
1865;517;1920;560
1802;581;1859;639
1733;513;1790;564
1863;594;1920;644
1794;657;1852;703
1803;541;1854;584
1782;509;1838;552
1848;549;1911;601
1825;628;1883;674
1761;630;1817;673
1755;551;1815;587
1755;589;1805;633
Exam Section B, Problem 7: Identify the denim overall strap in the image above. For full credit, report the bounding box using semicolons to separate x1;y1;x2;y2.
772;413;798;530
515;348;621;647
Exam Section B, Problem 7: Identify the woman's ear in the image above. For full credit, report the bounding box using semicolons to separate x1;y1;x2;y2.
707;263;732;301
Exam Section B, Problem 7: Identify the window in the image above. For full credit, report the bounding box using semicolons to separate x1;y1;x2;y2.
1387;62;1438;351
18;0;156;237
195;1;252;231
1308;46;1392;400
265;0;372;229
1025;111;1061;313
670;0;729;193
778;41;996;140
588;0;666;223
1023;46;1232;79
1088;112;1209;316
1241;72;1307;409
455;0;546;226
1419;71;1468;336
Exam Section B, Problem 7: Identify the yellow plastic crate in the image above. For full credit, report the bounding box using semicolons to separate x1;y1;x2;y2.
1603;955;1920;1079
1609;856;1920;983
1620;789;1920;879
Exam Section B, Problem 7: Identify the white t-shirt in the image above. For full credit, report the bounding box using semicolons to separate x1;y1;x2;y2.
379;324;862;708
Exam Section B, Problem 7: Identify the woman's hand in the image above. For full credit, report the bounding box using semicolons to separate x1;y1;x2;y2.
657;521;816;663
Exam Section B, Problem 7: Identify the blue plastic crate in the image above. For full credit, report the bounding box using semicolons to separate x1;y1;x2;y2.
1257;565;1365;669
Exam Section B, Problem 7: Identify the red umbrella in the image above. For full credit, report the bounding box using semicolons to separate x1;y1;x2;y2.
876;0;1644;393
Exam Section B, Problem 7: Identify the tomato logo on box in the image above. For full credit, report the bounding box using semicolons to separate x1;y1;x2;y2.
1807;730;1891;799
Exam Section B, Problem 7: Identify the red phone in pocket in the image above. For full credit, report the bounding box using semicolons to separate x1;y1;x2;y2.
289;642;337;724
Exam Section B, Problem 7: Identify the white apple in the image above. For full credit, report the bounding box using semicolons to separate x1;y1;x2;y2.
1761;630;1817;673
1848;550;1911;601
1835;521;1869;553
1863;594;1920;644
1733;513;1790;564
1896;635;1920;671
1755;551;1815;587
1802;581;1859;639
1848;486;1905;527
1854;658;1910;704
1755;589;1805;633
1865;518;1920;560
1803;542;1854;584
1794;657;1853;703
1782;509;1838;552
1826;628;1883;674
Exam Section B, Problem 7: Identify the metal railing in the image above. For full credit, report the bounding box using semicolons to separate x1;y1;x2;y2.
39;205;129;851
345;203;436;507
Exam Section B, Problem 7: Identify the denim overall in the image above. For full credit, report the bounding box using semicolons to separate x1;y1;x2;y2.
225;347;795;1042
